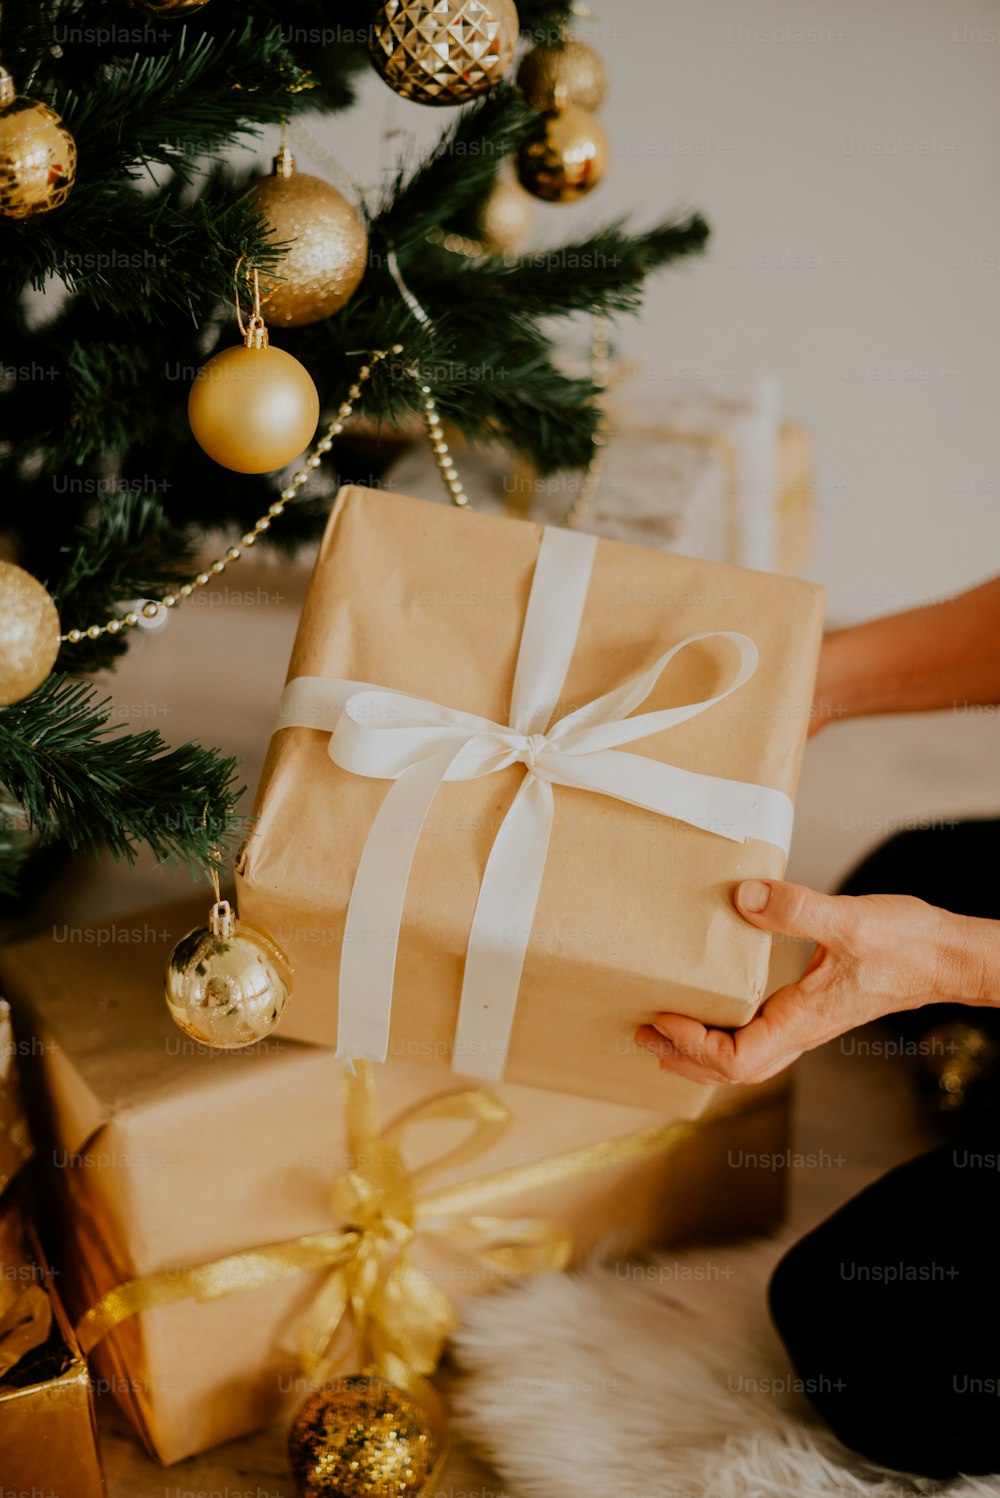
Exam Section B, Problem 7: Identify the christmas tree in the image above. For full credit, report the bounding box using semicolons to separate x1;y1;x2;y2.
0;0;709;900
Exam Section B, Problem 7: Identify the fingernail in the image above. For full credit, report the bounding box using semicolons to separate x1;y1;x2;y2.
737;880;771;913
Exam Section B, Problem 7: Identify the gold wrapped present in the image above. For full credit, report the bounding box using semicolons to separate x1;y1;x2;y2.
238;485;823;1108
0;1003;106;1498
1;897;791;1464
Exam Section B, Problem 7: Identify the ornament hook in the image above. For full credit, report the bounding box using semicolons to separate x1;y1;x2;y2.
234;257;268;348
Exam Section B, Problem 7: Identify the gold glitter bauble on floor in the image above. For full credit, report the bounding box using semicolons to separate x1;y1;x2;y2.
369;0;520;105
516;38;608;112
0;561;62;706
516;104;609;202
288;1375;438;1498
246;147;368;327
475;175;534;252
0;68;76;219
165;901;292;1048
128;0;211;12
188;342;319;472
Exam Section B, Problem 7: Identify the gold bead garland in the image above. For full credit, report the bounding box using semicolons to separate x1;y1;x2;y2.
59;343;478;642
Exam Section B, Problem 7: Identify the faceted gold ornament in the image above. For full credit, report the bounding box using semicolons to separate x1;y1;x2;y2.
369;0;520;106
516;104;609;202
0;561;61;705
516;38;608;113
165;901;292;1049
245;148;368;327
0;68;76;220
475;175;534;252
288;1376;438;1498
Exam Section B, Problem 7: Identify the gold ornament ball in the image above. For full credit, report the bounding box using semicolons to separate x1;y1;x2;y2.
0;81;76;219
288;1376;438;1498
246;156;368;327
0;561;62;706
188;343;320;473
516;105;610;203
369;0;520;106
165;906;292;1049
516;39;608;113
128;0;211;12
475;176;534;252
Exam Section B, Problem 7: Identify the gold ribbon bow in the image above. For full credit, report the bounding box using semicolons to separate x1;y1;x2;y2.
76;1062;573;1394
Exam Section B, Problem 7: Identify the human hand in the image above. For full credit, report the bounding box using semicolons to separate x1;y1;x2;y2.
635;878;993;1085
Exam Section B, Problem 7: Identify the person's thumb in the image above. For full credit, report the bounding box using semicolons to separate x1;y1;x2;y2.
734;879;849;944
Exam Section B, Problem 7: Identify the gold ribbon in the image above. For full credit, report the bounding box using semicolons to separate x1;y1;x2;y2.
75;1062;572;1391
75;1064;773;1393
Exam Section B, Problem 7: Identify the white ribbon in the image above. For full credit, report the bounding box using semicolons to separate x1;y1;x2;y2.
276;526;793;1081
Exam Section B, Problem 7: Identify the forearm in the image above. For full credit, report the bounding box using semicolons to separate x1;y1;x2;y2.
938;909;1000;1007
821;576;1000;723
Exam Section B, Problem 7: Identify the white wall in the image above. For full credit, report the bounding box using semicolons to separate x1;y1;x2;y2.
287;0;1000;620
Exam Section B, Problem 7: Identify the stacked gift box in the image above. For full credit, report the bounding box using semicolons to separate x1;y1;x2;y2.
387;376;813;575
0;1001;106;1495
0;485;823;1468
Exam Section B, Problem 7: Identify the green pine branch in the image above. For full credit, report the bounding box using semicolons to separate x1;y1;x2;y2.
0;674;243;869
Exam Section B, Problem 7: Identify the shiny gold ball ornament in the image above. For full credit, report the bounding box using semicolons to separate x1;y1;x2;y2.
516;38;607;113
165;900;292;1049
246;147;368;328
516;104;609;203
288;1376;438;1498
369;0;520;106
188;313;320;474
0;67;76;220
474;175;534;252
0;561;62;706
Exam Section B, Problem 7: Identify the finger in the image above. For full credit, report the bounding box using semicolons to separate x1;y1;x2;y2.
645;980;826;1084
635;1022;728;1085
734;879;853;946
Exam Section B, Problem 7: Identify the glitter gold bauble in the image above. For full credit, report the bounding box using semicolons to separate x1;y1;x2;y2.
165;901;292;1049
288;1376;438;1498
188;342;320;472
246;148;368;328
128;0;211;12
474;176;534;252
0;561;61;706
369;0;520;106
516;38;607;113
0;68;76;220
516;104;609;203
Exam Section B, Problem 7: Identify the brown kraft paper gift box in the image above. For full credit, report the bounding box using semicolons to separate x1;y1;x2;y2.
1;900;792;1465
237;486;824;1110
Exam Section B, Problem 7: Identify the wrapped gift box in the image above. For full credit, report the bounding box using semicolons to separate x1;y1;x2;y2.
237;485;823;1109
1;898;791;1464
0;1002;106;1498
386;378;811;573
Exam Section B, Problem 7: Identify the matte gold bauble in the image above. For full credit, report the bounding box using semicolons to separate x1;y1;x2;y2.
188;342;320;473
0;68;76;220
288;1376;438;1498
516;105;609;203
246;148;368;327
165;901;292;1049
516;39;607;113
369;0;520;105
0;561;62;706
475;176;534;252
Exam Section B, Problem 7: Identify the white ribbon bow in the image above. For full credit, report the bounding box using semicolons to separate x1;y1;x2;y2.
276;527;792;1081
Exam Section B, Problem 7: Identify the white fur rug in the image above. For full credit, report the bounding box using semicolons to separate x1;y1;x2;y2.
438;1237;1000;1498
